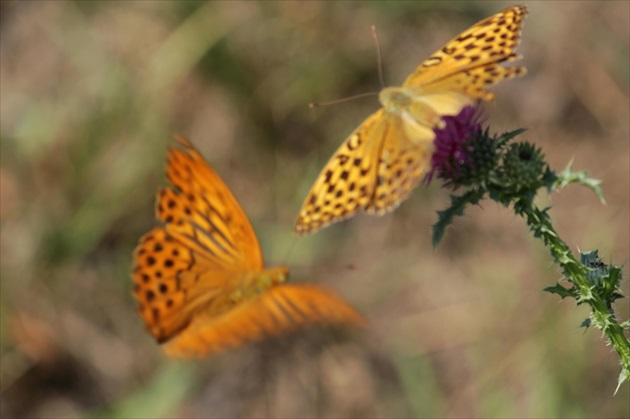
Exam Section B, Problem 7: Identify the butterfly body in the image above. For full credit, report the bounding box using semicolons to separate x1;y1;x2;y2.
380;86;472;136
295;5;527;235
132;136;362;357
228;266;289;302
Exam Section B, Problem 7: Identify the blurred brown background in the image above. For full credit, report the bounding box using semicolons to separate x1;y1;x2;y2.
1;1;628;418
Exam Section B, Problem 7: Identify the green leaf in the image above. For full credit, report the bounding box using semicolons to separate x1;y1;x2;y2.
552;160;606;204
495;127;527;148
432;190;484;246
543;283;577;300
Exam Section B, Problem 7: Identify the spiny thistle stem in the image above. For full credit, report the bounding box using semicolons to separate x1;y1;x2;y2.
429;106;629;391
519;204;630;393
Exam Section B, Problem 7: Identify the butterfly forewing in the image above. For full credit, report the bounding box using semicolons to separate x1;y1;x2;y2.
133;136;266;344
295;110;387;235
158;135;264;271
403;5;527;89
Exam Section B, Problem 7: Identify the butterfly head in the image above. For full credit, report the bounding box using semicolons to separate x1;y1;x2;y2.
379;86;413;113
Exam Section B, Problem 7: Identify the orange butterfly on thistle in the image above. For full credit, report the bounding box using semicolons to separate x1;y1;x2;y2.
295;5;528;235
131;135;363;358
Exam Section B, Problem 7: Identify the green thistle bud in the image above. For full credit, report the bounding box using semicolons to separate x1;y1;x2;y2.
583;250;608;286
459;129;499;186
580;250;625;312
502;142;546;191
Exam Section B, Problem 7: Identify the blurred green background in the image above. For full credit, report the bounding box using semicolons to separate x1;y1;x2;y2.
1;1;628;417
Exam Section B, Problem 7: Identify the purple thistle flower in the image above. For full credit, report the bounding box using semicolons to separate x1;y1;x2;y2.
426;106;484;183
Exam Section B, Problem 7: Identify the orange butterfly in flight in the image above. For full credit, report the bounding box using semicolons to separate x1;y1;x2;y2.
131;135;363;358
295;5;527;235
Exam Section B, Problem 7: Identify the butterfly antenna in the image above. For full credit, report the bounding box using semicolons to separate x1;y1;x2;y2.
281;237;299;266
281;237;357;272
291;263;358;274
309;25;386;109
371;25;386;88
309;92;378;109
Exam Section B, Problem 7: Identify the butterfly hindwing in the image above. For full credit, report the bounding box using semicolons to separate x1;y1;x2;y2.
164;284;365;358
132;227;228;343
366;116;434;214
418;59;526;103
